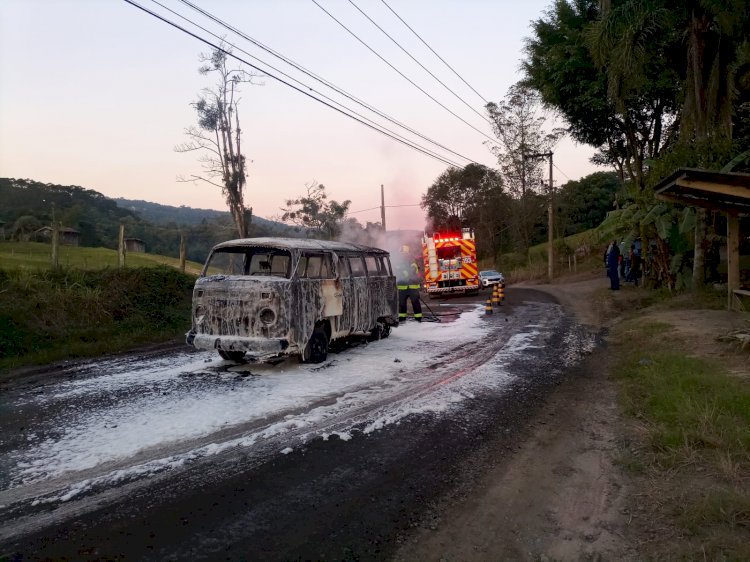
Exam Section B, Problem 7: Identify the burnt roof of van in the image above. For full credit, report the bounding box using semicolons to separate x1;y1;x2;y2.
212;237;390;254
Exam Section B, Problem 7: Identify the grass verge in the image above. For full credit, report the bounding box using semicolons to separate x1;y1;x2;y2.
611;318;750;560
0;266;195;371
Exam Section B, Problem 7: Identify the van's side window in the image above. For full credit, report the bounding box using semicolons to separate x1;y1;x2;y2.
298;253;335;279
383;256;393;276
306;256;322;278
364;255;381;276
320;253;333;278
338;254;351;278
348;255;366;277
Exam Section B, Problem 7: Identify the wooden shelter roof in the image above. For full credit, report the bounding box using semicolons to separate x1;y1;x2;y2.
654;168;750;213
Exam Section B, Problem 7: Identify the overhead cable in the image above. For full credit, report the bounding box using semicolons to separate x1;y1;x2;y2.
346;0;491;125
175;0;477;165
122;0;465;168
150;0;470;167
310;0;500;146
379;0;488;105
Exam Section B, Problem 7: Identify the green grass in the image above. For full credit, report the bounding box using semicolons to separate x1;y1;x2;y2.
611;319;750;559
0;266;196;371
0;241;204;274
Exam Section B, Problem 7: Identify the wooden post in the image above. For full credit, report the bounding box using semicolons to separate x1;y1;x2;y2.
51;222;60;268
179;233;186;273
380;184;386;232
547;154;554;282
727;210;740;310
118;224;126;268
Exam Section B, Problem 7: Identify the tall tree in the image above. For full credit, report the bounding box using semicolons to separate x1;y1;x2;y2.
281;182;351;240
176;47;259;238
523;0;680;189
557;171;622;236
421;164;508;258
485;85;563;251
591;0;750;286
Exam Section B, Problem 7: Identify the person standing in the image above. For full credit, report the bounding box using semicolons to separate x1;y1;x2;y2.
606;239;620;290
397;248;423;322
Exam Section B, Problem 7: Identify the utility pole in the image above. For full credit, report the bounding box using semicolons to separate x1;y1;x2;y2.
380;184;387;231
523;151;554;282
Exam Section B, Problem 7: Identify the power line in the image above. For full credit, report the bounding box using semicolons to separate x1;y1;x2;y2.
150;0;469;168
176;0;478;165
346;0;491;125
553;162;571;182
310;0;500;146
349;203;420;214
123;0;464;168
379;0;488;105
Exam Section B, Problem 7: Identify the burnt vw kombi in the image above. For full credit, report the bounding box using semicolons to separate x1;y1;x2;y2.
186;238;399;363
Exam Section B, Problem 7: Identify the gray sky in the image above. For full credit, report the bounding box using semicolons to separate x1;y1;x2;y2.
0;0;598;230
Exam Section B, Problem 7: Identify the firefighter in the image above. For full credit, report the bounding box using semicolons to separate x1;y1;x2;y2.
397;246;422;322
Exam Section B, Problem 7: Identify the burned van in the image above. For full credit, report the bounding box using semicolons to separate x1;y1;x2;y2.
186;238;399;363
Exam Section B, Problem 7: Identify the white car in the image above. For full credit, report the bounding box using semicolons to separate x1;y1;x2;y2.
479;270;504;288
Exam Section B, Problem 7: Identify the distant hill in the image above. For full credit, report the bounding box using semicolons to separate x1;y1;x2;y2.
114;198;228;226
0;178;303;263
114;197;297;234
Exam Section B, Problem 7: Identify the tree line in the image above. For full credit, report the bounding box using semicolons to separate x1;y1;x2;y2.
0;178;297;264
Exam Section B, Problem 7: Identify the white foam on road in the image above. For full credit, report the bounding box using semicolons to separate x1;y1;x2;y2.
6;305;491;488
3;302;596;507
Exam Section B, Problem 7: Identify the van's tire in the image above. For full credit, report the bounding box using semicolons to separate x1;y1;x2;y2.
368;323;383;342
301;328;328;363
381;323;391;338
218;350;245;362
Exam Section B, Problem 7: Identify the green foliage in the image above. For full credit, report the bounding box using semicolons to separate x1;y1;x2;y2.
0;178;302;264
618;351;750;454
0;178;137;248
281;182;351;239
557;171;622;235
522;0;680;187
612;319;750;559
0;266;195;368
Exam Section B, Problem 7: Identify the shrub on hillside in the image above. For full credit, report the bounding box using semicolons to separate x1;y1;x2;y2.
0;266;195;362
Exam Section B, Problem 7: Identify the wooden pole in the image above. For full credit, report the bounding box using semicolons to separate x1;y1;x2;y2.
727;210;740;310
118;224;126;268
380;184;386;231
51;222;60;268
179;233;186;272
548;154;554;282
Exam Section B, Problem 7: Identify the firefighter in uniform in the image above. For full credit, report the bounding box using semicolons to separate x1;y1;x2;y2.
397;247;422;322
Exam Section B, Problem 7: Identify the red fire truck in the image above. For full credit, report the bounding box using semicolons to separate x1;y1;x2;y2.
422;228;480;296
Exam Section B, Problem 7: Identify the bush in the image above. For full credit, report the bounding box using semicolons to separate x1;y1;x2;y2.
0;266;195;367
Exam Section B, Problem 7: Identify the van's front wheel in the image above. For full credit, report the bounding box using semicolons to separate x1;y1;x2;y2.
301;328;328;363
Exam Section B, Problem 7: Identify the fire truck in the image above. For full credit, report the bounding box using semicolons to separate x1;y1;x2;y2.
422;228;480;296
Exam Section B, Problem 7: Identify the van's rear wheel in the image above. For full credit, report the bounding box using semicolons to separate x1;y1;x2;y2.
368;323;383;342
218;350;245;362
369;321;391;340
301;328;328;363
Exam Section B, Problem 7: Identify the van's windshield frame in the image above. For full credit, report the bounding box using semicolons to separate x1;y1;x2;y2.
203;246;292;278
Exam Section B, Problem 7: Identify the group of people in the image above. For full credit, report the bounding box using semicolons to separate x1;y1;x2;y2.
604;239;642;290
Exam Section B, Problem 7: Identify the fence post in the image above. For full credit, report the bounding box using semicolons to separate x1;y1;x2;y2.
118;224;126;268
51;222;60;268
179;233;186;273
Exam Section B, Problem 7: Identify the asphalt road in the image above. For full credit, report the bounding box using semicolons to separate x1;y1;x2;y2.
0;287;596;561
